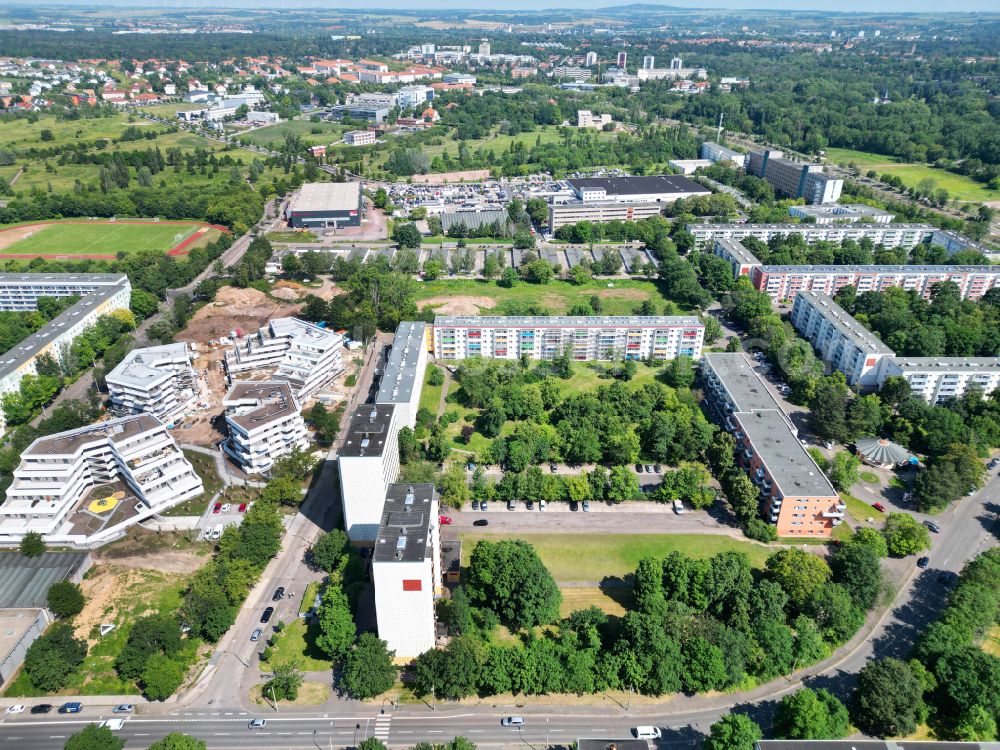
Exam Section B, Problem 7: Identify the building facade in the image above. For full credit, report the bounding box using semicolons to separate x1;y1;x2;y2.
687;222;934;250
375;322;429;430
747;150;843;204
788;204;895;224
222;381;309;476
373;483;440;657
432;316;705;361
701;353;842;537
880;358;1000;404
547;201;663;231
339;405;400;543
700;141;747;168
0;415;203;547
106;343;196;424
286;182;363;229
343;130;376;146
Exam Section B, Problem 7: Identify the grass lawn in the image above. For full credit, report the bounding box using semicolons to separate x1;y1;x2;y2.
162;449;224;516
267;230;320;243
859;471;880;484
252;680;330;707
841;492;879;525
414;278;679;317
458;533;772;582
418;367;446;418
0;220;206;257
259;618;332;672
4;567;199;697
558;586;633;618
236;120;345;149
299;581;322;615
824;147;1000;203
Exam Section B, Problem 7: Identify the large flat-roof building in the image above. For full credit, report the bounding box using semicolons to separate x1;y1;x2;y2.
791;292;895;388
700;141;746;168
372;483;440;657
701;353;843;537
432;316;705;361
547;201;665;232
106;343;196;424
286;182;363;229
222;381;309;476
0;415;203;547
339;404;400;543
747;149;843;204
224;318;345;399
566;175;710;204
0;274;131;430
375;322;429;430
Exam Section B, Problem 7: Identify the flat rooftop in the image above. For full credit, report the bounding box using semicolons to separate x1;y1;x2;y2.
106;342;189;389
794;292;894;355
373;483;436;563
340;403;396;458
703;352;784;414
376;322;427;406
268;317;343;350
224;381;299;430
289;182;362;213
688;223;933;232
0;272;128;286
568;174;708;197
0;552;89;608
434;315;703;328
440;209;509;233
0;284;128;382
25;414;162;458
759;264;1000;274
735;409;838;499
890;357;1000;371
715;237;761;266
791;203;894;218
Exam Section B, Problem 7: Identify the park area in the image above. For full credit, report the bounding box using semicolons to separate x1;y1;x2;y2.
0;219;225;259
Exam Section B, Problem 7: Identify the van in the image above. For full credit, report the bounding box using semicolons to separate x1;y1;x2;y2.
500;716;524;727
633;727;662;739
58;702;83;714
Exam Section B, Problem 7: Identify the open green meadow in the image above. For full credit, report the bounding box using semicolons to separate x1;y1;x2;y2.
235;119;347;149
1;221;206;257
824;147;1000;203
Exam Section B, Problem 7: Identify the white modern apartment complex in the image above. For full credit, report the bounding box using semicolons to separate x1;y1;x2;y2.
339;404;400;543
0;274;132;430
375;322;428;430
222;381;309;476
224;318;345;399
688;222;935;250
106;343;196;424
0;414;203;547
432;316;705;361
373;483;441;657
790;292;895;387
880;358;1000;404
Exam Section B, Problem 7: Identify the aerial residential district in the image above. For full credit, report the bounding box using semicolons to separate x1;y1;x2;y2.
0;4;999;750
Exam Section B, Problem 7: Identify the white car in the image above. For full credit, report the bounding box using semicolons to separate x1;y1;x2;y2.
7;704;24;714
221;503;232;513
102;719;125;731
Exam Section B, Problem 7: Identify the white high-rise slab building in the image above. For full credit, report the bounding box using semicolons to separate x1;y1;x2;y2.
222;381;309;476
338;404;400;542
106;343;196;424
375;322;428;430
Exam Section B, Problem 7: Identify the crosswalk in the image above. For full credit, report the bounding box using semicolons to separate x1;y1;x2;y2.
373;713;392;743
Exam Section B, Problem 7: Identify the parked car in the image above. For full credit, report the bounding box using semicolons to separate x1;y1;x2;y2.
113;704;134;714
30;704;52;714
538;500;546;511
260;607;274;624
439;515;453;525
632;727;662;739
212;502;222;514
472;500;480;511
210;524;223;541
7;704;24;714
917;556;931;569
249;719;267;729
251;628;263;642
59;702;83;714
654;464;662;473
480;501;488;512
238;503;248;513
550;464;558;473
925;521;941;533
525;501;533;510
635;464;644;473
673;499;685;515
473;519;489;527
221;503;232;513
272;587;285;601
582;500;590;512
872;502;886;513
507;500;515;511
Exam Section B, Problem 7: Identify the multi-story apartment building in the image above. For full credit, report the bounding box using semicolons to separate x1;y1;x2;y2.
747;149;843;204
375;322;428;430
0;274;132;430
701;353;842;537
879;358;1000;404
221;381;309;476
339;404;400;543
432;316;705;361
224;318;345;399
751;264;1000;303
373;483;441;657
790;292;895;388
687;222;934;250
713;238;762;279
0;414;203;547
547;201;664;232
700;141;746;168
106;343;196;424
788;204;895;224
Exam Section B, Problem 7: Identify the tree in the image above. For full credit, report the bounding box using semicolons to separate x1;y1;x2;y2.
881;513;931;557
682;636;729;692
499;266;518;288
342;633;396;698
281;253;301;276
63;725;125;750
393;222;422;249
827;451;861;492
265;661;303;701
47;581;85;619
774;687;851;739
852;657;925;738
359;739;388;750
20;531;45;557
260;476;303;507
765;548;832;612
851;527;888;558
147;734;207;750
311;529;349;574
705;714;763;750
141;653;185;701
810;375;851;444
606;464;641;503
315;584;355;660
24;622;87;692
830;543;883;611
465;540;561;629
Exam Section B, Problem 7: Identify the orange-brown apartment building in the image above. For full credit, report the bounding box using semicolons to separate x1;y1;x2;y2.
701;352;844;537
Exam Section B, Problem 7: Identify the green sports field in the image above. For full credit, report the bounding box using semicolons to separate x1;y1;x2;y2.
0;221;207;258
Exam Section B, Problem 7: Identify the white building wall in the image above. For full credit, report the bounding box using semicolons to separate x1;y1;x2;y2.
339;420;400;543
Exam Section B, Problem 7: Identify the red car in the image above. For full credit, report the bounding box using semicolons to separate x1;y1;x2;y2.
439;515;453;525
212;502;222;514
238;503;248;513
872;502;886;513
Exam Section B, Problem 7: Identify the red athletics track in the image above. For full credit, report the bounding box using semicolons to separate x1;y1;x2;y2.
0;220;229;260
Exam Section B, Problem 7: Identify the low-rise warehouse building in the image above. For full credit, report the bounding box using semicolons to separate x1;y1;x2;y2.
286;182;364;229
222;381;309;476
565;174;710;204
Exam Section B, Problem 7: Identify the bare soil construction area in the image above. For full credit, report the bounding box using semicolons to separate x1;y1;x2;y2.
418;295;497;315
